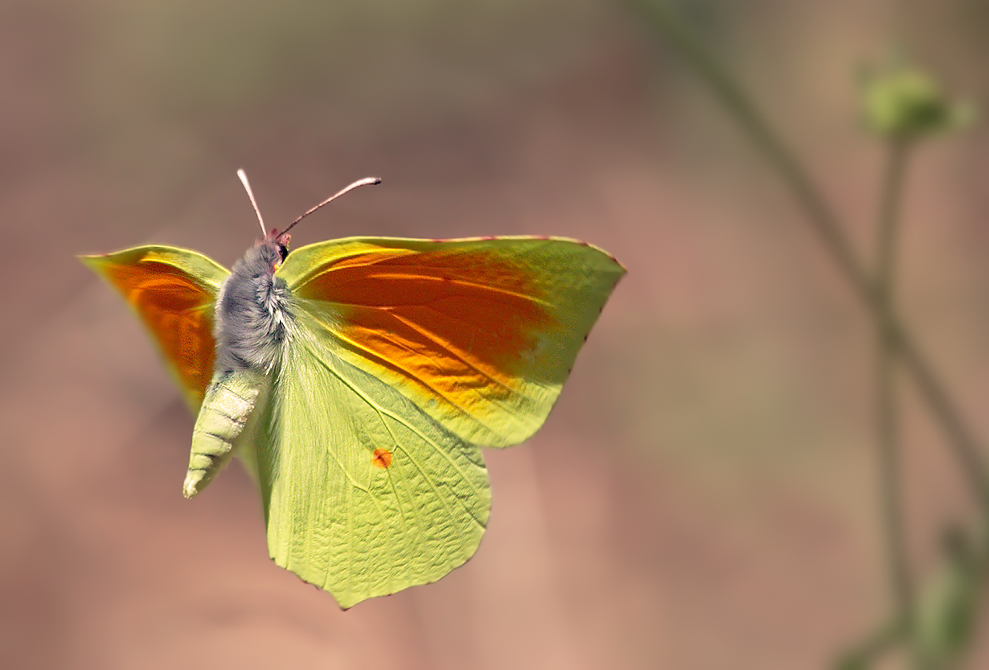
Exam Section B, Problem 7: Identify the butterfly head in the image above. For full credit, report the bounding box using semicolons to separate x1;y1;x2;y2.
256;229;291;272
273;229;291;258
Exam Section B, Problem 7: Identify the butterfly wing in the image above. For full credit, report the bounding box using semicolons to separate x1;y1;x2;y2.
84;236;623;608
275;236;625;447
251;236;621;607
250;317;489;609
80;246;230;411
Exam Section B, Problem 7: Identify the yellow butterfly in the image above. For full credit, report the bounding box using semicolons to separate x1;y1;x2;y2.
81;172;624;608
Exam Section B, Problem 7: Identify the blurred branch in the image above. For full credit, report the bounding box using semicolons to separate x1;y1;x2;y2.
874;139;921;666
628;0;989;507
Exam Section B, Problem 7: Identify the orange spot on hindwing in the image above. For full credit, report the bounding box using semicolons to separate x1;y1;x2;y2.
372;448;393;469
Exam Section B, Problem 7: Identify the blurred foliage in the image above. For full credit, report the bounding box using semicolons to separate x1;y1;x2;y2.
915;527;982;664
631;2;989;668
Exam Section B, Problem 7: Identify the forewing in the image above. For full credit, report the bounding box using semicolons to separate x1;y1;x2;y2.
80;246;230;411
250;317;490;609
276;236;625;447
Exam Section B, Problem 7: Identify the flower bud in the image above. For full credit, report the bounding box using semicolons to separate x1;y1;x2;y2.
862;65;973;140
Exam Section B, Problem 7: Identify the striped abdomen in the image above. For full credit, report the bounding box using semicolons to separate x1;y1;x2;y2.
183;366;266;498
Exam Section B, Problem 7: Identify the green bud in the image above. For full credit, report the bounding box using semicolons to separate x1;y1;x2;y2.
862;65;974;140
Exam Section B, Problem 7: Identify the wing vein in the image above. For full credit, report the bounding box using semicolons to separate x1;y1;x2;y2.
305;310;506;434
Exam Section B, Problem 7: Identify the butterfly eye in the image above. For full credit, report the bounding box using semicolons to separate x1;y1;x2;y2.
277;243;289;262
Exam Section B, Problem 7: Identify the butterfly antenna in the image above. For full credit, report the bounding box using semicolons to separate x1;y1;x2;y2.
237;169;267;237
279;176;381;237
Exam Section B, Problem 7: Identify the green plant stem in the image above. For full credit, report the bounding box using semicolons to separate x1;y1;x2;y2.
875;139;919;665
630;0;989;508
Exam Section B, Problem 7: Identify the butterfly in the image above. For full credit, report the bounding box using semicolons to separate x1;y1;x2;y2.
80;171;625;608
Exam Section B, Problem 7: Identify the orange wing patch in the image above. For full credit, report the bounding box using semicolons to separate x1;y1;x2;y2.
295;247;556;412
89;257;217;408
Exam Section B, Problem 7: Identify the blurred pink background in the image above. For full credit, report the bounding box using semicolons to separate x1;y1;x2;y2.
3;1;989;668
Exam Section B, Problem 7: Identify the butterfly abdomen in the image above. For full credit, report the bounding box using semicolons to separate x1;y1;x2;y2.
184;240;294;497
183;369;265;497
